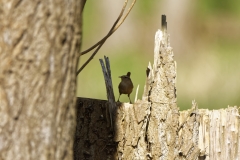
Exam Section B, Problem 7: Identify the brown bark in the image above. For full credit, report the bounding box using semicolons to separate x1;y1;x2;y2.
74;98;116;160
0;0;83;159
75;98;240;160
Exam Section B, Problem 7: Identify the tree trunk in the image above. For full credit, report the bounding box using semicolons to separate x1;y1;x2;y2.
0;0;83;159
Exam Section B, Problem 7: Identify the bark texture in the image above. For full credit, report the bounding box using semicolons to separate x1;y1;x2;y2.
198;106;239;159
75;98;240;160
178;101;201;159
179;104;240;160
115;29;179;159
74;28;179;159
0;0;82;159
74;16;240;160
74;98;116;160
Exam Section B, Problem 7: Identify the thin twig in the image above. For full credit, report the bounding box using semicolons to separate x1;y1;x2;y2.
77;38;105;75
80;0;128;56
112;0;136;33
77;0;136;75
134;84;139;103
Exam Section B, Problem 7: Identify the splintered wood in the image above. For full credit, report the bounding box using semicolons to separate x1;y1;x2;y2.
75;97;240;160
75;17;240;160
179;104;240;160
142;30;177;103
198;106;240;160
113;29;240;159
115;29;179;159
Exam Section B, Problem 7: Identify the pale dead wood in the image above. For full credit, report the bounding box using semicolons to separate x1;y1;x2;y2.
178;101;201;159
134;84;139;103
74;97;240;160
114;100;150;159
198;106;240;160
74;15;240;160
178;101;240;160
114;15;179;159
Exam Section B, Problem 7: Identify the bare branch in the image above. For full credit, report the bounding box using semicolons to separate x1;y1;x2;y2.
112;0;136;33
76;37;105;75
77;0;136;75
80;0;128;56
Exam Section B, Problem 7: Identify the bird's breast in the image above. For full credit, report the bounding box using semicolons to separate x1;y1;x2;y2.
118;80;133;94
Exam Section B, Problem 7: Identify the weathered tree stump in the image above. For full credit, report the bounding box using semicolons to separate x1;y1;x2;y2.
74;16;240;160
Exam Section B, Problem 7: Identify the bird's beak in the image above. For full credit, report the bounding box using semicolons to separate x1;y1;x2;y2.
119;76;121;78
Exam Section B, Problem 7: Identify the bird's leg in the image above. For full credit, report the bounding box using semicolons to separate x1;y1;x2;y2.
128;94;132;104
117;94;121;102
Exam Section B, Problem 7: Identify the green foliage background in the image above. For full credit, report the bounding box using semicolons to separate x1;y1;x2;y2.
77;0;240;110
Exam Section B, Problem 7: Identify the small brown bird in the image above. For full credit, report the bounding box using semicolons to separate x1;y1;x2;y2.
117;72;134;103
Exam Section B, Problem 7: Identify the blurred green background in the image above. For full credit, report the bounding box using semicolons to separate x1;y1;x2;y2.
77;0;240;110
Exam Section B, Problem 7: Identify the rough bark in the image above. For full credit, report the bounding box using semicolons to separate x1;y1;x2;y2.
0;0;82;159
74;98;116;160
75;98;240;160
74;25;179;159
178;101;201;159
115;28;179;159
179;103;240;160
74;15;240;160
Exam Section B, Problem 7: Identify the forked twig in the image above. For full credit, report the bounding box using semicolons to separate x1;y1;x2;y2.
80;1;128;56
77;0;136;75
